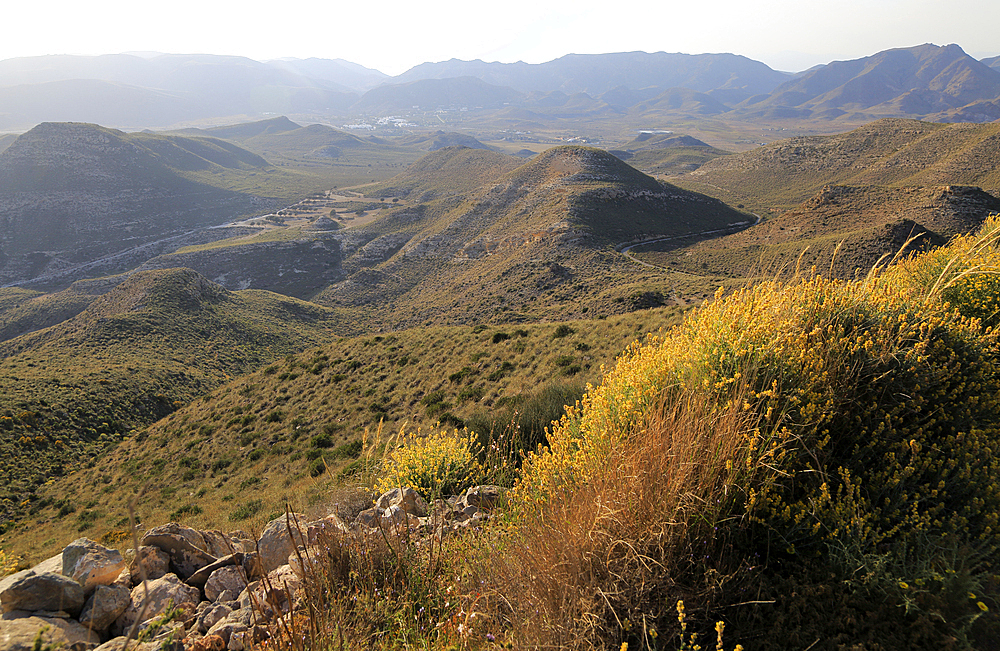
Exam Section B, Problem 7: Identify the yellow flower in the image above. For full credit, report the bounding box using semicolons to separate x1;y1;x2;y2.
620;643;628;651
979;602;989;612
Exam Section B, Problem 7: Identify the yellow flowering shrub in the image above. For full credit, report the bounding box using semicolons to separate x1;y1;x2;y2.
375;426;484;499
886;213;1000;330
0;549;19;577
516;258;1000;559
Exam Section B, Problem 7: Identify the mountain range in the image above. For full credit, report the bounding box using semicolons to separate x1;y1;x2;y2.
1;44;999;131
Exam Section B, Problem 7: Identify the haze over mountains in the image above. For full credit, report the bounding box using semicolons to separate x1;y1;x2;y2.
2;44;1000;131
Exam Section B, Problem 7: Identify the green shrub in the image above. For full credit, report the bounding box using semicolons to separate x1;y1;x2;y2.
552;324;575;338
311;432;334;448
331;439;362;459
229;498;263;522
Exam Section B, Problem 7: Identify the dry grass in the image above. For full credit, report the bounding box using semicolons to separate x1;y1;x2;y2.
481;387;761;650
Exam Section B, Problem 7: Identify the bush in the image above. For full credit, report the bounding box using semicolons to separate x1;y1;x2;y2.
552;324;575;338
512;259;1000;646
229;498;264;522
375;427;483;498
311;432;334;448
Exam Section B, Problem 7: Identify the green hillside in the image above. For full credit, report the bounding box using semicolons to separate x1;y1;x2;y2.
3;307;685;561
0;268;338;525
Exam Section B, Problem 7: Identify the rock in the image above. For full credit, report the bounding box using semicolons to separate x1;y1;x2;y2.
186;553;242;588
306;514;350;545
79;584;131;632
457;485;505;510
206;618;248;646
62;538;126;594
200;530;239;557
112;573;199;636
31;553;64;576
0;571;85;616
195;603;232;634
127;545;171;584
375;487;428;517
205;566;248;602
140;523;216;580
355;506;383;528
188;634;226;651
0;614;101;651
257;514;307;574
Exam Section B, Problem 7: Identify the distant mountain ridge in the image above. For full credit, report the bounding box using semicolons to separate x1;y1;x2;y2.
738;43;1000;121
393;51;790;103
2;45;1000;128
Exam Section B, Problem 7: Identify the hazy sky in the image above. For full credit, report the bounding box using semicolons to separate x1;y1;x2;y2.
2;0;998;75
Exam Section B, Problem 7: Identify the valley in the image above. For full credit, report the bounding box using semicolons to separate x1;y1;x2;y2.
2;42;1000;651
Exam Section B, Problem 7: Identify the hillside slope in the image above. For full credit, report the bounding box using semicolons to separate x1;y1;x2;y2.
683;118;1000;213
636;184;1000;278
3;307;685;560
0;268;337;524
307;145;748;329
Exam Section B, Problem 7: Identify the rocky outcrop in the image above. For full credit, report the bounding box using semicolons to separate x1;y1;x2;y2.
0;486;504;650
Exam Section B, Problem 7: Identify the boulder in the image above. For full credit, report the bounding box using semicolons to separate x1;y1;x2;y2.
112;573;199;636
79;583;131;632
256;514;307;574
355;506;383;528
62;538;126;594
140;523;216;580
0;571;85;616
127;545;171;584
0;614;100;651
457;485;505;510
375;487;428;517
30;553;64;576
94;637;158;651
200;529;239;557
195;603;232;634
205;566;248;602
206;618;248;646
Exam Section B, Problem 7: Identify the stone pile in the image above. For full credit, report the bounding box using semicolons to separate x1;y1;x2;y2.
0;485;503;651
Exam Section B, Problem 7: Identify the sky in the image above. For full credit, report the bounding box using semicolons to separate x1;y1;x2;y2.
1;0;998;75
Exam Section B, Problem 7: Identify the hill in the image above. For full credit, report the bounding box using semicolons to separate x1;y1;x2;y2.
1;306;684;561
681;118;1000;214
307;145;748;330
737;43;1000;121
172;117;424;187
0;121;333;287
634;184;1000;278
0;268;338;526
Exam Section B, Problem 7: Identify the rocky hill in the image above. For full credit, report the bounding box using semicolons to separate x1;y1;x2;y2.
682;118;1000;213
0;123;300;287
635;184;1000;278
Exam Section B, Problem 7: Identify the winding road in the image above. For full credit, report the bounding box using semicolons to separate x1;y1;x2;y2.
618;213;762;269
